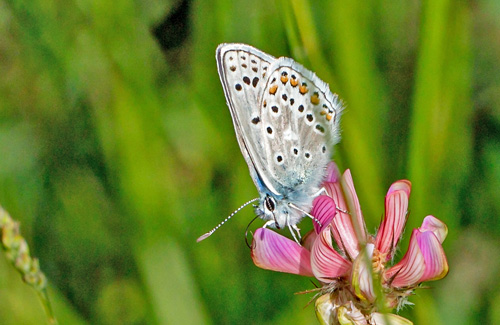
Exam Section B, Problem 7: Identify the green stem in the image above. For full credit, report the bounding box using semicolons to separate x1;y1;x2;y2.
0;205;58;324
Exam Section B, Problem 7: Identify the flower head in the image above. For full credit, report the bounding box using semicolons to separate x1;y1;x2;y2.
251;163;449;324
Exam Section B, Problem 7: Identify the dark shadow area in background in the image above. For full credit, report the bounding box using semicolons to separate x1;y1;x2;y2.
153;0;191;51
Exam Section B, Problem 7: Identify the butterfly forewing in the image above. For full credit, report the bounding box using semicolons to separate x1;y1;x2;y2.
258;58;343;195
216;44;280;194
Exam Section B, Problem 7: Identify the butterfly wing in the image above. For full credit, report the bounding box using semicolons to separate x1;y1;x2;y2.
258;57;343;200
216;43;281;196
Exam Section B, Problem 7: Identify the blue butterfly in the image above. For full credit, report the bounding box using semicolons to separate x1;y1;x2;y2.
198;44;343;242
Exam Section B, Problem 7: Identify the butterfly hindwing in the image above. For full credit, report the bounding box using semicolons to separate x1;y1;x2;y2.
258;58;343;197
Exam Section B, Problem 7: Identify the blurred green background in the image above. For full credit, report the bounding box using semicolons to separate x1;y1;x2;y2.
0;0;499;323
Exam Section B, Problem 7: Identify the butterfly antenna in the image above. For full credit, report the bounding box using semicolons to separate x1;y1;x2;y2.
288;203;322;228
197;198;259;242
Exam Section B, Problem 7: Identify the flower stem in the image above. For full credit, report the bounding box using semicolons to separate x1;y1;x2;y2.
0;205;58;324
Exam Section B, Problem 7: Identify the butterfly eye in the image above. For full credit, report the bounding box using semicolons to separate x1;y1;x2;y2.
265;196;276;212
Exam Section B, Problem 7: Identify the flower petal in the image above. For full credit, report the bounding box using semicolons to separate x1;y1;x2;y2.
302;230;318;252
337;302;368;325
311;226;351;283
325;161;341;183
332;209;361;261
311;195;337;234
324;178;361;259
324;182;338;199
386;224;449;287
385;229;425;288
351;244;376;302
371;313;413;325
341;170;367;243
251;228;313;276
387;180;411;196
416;229;449;282
375;180;411;260
420;215;448;243
315;294;338;325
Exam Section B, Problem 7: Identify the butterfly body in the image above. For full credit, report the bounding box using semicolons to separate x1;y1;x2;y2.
216;43;343;231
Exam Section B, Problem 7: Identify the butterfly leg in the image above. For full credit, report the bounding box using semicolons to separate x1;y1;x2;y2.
288;223;301;244
292;224;302;241
288;203;323;228
285;213;302;244
336;206;349;214
313;187;328;197
313;187;350;214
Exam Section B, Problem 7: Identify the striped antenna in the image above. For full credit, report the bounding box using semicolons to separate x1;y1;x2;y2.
197;198;260;242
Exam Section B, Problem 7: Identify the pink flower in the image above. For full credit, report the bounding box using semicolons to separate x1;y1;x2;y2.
251;163;449;324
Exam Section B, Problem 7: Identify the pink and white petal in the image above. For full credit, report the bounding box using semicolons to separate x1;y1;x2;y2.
417;230;449;282
324;182;338;200
330;221;343;256
375;180;411;260
321;181;360;258
251;228;313;276
311;195;337;234
325;161;341;183
387;180;411;197
420;215;448;243
352;244;376;302
341;170;367;242
302;230;318;251
324;183;347;252
332;210;360;260
311;226;352;283
385;229;425;288
324;182;347;210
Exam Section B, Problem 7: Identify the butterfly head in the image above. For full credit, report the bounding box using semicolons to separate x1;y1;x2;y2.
263;195;280;228
255;194;294;229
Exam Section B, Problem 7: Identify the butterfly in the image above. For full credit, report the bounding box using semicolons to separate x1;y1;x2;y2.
198;43;343;243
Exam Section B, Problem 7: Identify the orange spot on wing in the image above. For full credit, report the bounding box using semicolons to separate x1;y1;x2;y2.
280;75;289;84
311;92;320;105
326;114;332;121
290;78;298;87
299;83;308;95
269;85;278;95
